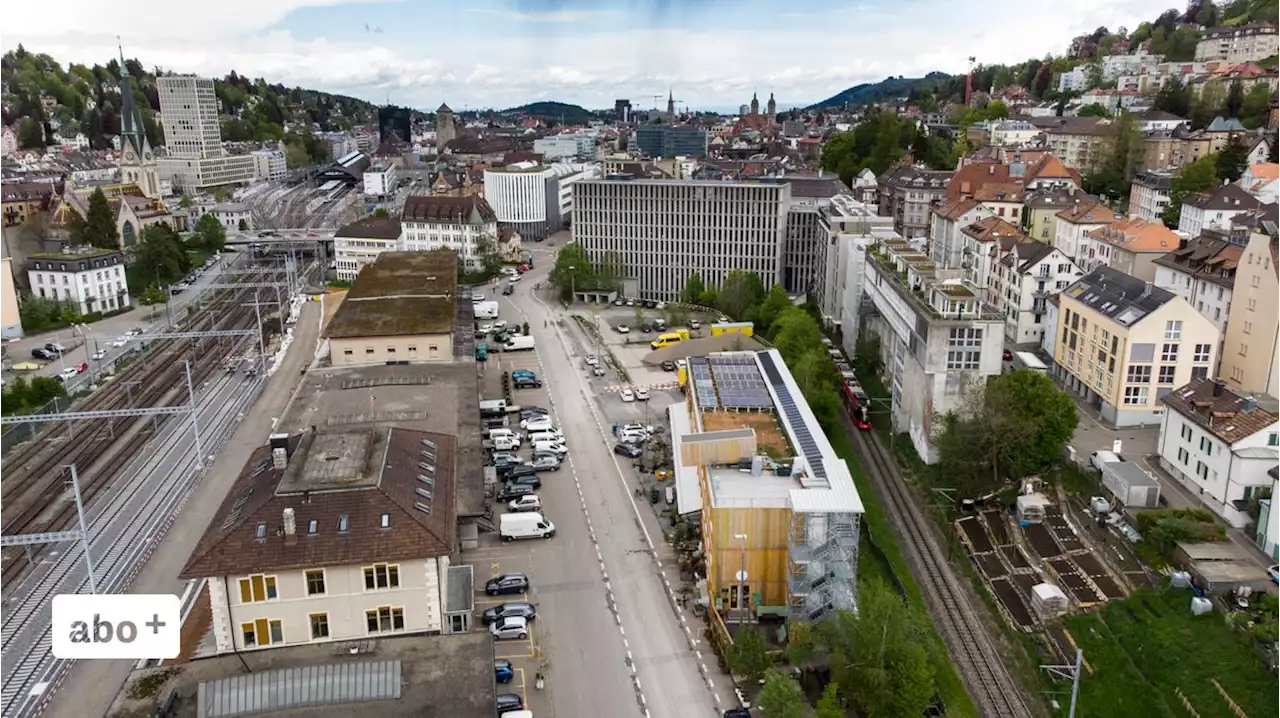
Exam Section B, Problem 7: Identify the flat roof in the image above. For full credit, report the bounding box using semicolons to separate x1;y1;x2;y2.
326;251;458;339
1177;541;1253;561
669;400;703;516
708;467;796;509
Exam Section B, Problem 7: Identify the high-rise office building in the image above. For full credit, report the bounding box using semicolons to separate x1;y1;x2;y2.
633;125;708;158
157;74;255;190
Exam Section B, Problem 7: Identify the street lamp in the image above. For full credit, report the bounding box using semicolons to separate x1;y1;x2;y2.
732;533;749;623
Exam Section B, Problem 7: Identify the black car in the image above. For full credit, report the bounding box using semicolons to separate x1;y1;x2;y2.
639;323;653;333
661;360;677;371
502;465;541;481
513;377;542;389
486;573;530;596
505;474;542;490
502;285;514;296
482;601;538;625
723;709;751;718
614;442;643;458
496;693;525;714
30;348;53;360
497;483;537;502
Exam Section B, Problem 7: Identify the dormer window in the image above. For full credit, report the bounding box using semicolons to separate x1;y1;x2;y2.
380;513;391;529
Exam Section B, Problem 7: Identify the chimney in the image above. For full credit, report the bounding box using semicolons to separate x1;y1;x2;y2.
283;508;297;545
1241;396;1257;413
1212;380;1224;397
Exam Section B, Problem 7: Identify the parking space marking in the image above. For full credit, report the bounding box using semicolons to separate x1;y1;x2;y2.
494;632;537;660
474;594;529;607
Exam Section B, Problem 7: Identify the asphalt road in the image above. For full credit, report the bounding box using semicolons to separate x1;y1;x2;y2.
497;250;722;718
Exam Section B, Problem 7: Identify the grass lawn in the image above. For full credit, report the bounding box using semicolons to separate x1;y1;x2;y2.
1062;589;1279;718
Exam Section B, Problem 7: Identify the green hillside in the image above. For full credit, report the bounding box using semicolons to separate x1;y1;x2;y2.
502;101;595;124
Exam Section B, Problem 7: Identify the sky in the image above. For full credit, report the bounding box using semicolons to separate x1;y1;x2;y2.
4;0;1178;113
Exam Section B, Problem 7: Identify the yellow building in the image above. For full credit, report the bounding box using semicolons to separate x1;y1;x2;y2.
325;249;459;365
1054;266;1219;428
1218;231;1279;397
1022;188;1081;245
0;252;22;339
669;349;862;623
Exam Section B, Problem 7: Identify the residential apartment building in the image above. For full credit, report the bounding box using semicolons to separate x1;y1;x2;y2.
573;178;789;300
820;194;896;335
958;217;1033;302
1177;184;1269;239
533;132;595;161
988;120;1041;147
1082;217;1181;282
669;348;862;623
157;74;255;190
0;254;20;339
1128;170;1174;221
333;216;403;280
1153;237;1241;360
26;249;130;315
1043;117;1117;173
483;161;598;240
930;198;994;270
782;177;848;295
179;427;460;652
251;149;287;182
876;165;952;239
1053;266;1219;427
401;195;498;271
858;238;1006;462
1218;231;1279;397
1194;23;1280;63
995;241;1083;344
1054;198;1124;262
634;125;709;158
1240;163;1279;204
1022;187;1084;244
1157;379;1279;528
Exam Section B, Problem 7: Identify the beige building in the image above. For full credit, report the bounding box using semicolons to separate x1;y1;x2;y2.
326;249;460;366
0;251;21;339
1054;266;1219;427
1194;23;1280;63
1053;198;1123;264
1218;231;1279;397
1043;118;1117;173
179;427;462;652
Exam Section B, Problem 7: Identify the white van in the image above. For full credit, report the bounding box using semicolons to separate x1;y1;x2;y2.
528;431;565;445
523;418;555;433
1090;450;1121;472
491;436;520;451
500;512;556;541
488;428;522;445
533;440;568;455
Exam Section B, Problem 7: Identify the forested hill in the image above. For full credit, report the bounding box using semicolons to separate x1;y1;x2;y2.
502;101;595;124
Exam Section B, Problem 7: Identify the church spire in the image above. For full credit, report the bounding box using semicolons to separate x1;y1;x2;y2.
117;36;128;77
667;88;675;117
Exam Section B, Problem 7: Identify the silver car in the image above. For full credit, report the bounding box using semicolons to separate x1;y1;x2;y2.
489;616;529;640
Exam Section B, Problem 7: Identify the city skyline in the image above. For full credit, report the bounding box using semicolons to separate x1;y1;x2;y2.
4;0;1177;112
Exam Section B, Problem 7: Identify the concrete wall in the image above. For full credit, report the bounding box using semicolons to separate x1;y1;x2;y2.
0;256;22;339
331;332;454;365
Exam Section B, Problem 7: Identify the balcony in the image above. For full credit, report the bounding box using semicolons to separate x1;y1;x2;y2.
866;247;1002;323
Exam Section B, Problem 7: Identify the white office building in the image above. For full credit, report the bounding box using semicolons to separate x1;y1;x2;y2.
252;150;288;182
533;133;594;160
363;164;398;198
401;195;498;270
157;74;256;190
574;178;790;300
820;194;896;336
26;249;131;315
483;162;598;240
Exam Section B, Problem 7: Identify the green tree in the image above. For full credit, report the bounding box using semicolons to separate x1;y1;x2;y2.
985;99;1010;120
1162;154;1218;228
1164;26;1202;61
1084;59;1105;90
1239;84;1273;129
211;186;231;203
1225;80;1245;118
1215;134;1250;183
237;218;249;231
18;295;74;333
138;282;167;319
548;243;596;303
134;223;191;285
1153;76;1191;118
83;188;119;249
64;207;87;246
815;682;844;718
754;285;794;335
717;269;766;322
1189;82;1227;129
178;195;193;210
757;670;806;718
1085;111;1143;200
728;626;771;682
681;273;707;306
284;142;310;168
193;213;227;252
372;207;390;218
475;235;503;278
771;307;824;365
17;117;45;149
1077;103;1110;117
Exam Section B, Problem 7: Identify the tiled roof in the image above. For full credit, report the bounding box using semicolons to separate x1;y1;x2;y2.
788;177;848;198
1161;379;1279;446
971;182;1026;203
1061;265;1175;327
1;182;56;203
1009;240;1057;273
1041;117;1118;137
1182;183;1267;212
1248;163;1279;182
179;428;456;578
1153;236;1242;289
949;162;1010;200
960;216;1028;243
1056;198;1122;224
335;216;403;240
933;197;984;220
1088;217;1180;254
402;194;497;224
1023;153;1081;185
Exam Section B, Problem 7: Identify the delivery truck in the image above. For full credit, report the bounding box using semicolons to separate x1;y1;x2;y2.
503;336;536;352
473;301;500;320
709;321;754;338
500;512;556;541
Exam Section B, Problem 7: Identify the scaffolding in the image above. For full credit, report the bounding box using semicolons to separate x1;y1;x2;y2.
787;508;860;622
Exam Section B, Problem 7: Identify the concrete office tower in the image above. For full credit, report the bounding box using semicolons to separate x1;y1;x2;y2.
157;75;222;159
435;103;456;151
573;178;790;300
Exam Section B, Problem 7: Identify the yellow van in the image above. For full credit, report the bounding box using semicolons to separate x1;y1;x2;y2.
650;329;691;349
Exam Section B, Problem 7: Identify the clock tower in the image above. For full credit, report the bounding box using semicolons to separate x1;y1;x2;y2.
116;43;160;199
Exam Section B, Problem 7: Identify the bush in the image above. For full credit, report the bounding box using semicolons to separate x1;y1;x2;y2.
1135;507;1226;557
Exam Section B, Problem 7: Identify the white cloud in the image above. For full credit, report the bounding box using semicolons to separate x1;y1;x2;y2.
2;0;1175;110
470;8;619;22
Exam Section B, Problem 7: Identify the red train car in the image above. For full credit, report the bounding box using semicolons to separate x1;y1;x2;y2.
840;375;873;430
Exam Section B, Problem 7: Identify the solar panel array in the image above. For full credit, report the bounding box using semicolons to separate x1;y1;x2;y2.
689;357;719;409
709;355;773;409
758;351;828;480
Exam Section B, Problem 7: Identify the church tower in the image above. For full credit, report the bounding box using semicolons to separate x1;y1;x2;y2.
116;43;160;199
767;92;777;122
667;88;675;118
435;103;456;151
750;92;760;117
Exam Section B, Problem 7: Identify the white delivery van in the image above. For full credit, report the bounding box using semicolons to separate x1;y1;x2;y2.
479;399;509;416
504;336;536;352
500;512;556;541
1091;450;1122;472
491;435;520;451
488;428;522;445
528;431;564;445
473;301;500;320
533;440;568;455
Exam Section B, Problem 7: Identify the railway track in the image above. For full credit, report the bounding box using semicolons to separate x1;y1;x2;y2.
849;424;1031;718
0;270;282;586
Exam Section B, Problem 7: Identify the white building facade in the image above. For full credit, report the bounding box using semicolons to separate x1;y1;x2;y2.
400;195;499;271
821;194;896;334
363;165;399;198
27;250;131;315
252;149;288;182
157;75;256;190
483;162;598;240
1128;170;1174;221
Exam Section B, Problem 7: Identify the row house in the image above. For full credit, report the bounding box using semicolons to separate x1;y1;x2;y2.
995;240;1083;345
1189;62;1280;100
1128;170;1174;221
1053;265;1219;427
1082;217;1181;282
1177;183;1269;239
1194;23;1280;64
958;217;1032;304
876;165;952;239
929;197;993;270
948;152;1080;204
1218;230;1279;397
1054;198;1124;263
1042;117;1118;173
1240;163;1278;204
1157;378;1278;529
1153;236;1241;369
1023;187;1087;244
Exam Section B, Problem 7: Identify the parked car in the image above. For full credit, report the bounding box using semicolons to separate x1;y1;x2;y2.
483;602;538;626
494;659;515;684
532;451;562;466
520;405;550;418
74;361;89;373
1269;565;1279;584
513;377;542;389
620;423;657;435
625;299;635;306
45;342;66;353
661;360;677;371
635;387;650;401
91;349;108;361
620;388;635;402
497;483;538;502
615;324;630;334
497;463;539;480
57;367;79;382
507;494;542;512
489;616;530;640
639;323;652;333
584;355;598;366
723;709;751;718
30;348;53;360
505;474;542;490
530;455;561;472
490;452;524;466
111;336;129;347
486;573;530;596
614;442;643;458
591;365;606;377
496;693;526;714
618;430;649;445
521;416;555;431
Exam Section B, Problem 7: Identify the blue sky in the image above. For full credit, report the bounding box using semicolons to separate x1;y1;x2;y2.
5;0;1176;112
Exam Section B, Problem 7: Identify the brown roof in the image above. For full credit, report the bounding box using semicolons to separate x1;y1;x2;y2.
1056;198;1122;224
335;216;402;240
1042;117;1119;137
402;194;497;224
949;162;1011;201
1182;183;1267;212
1;182;56;203
971;182;1026;203
933;197;985;220
960;216;1029;243
326;250;459;339
1088;218;1181;254
1161;379;1279;445
502;151;544;165
179;428;456;579
1153;236;1243;289
1023;153;1081;186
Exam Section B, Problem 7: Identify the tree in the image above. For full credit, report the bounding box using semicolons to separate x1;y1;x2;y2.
134;223;191;285
1085;111;1143;200
1153;76;1192;118
193;213;227;252
18;295;75;333
548;243;595;303
1224;80;1246;118
754;285;794;335
138;282;167;319
728;626;771;683
17;117;44;149
1215;134;1250;183
84;188;119;249
372;207;390;218
815;682;843;718
179;195;193;210
475;235;503;277
1084;59;1106;90
756;670;806;718
1189;82;1226;129
1077;103;1110;117
985;99;1010;120
680;273;707;306
284;142;310;168
1162;154;1218;228
237;218;249;231
717;269;766;322
211;186;232;203
1239;84;1272;129
64;208;87;246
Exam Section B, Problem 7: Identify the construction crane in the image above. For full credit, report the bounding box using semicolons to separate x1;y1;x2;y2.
651;94;664;109
965;56;976;107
